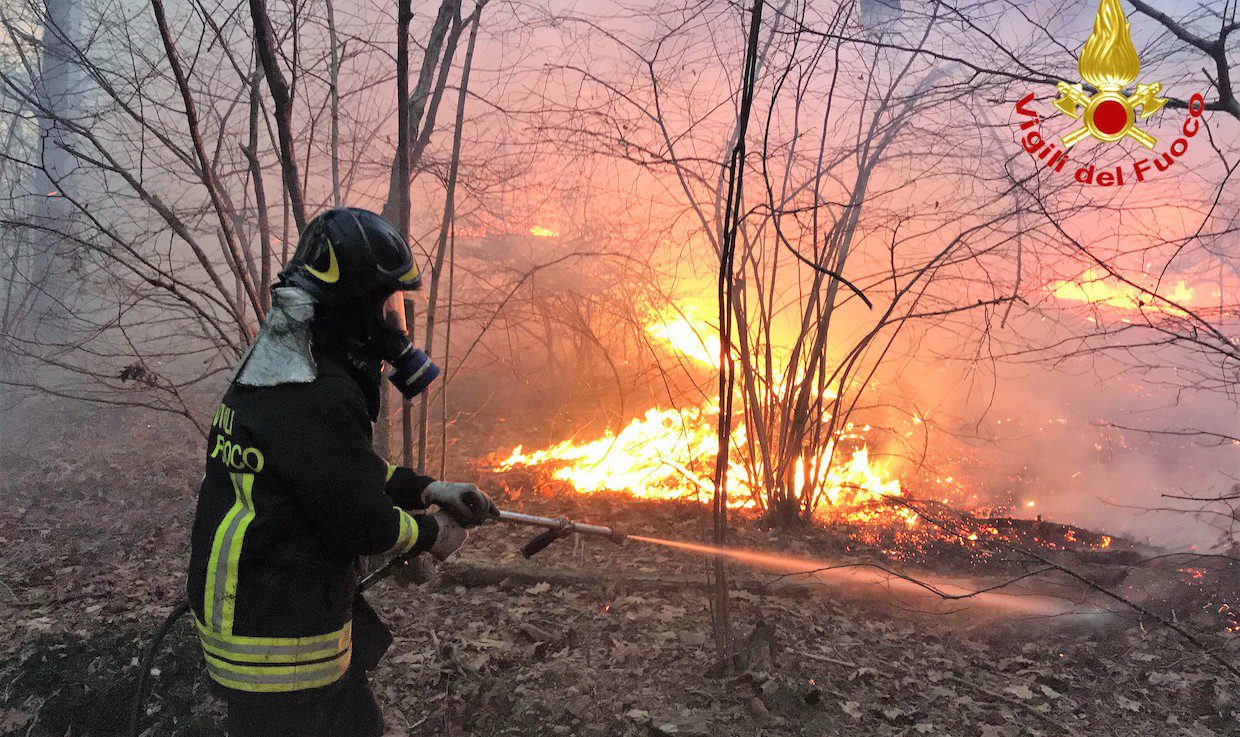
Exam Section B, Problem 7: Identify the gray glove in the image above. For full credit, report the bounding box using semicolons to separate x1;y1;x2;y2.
422;481;499;528
428;511;468;561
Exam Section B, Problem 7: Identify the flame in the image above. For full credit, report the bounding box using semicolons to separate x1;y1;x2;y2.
1079;0;1140;90
645;310;720;369
1047;268;1203;316
645;307;831;402
529;225;559;238
492;303;1121;555
497;404;743;502
496;306;910;526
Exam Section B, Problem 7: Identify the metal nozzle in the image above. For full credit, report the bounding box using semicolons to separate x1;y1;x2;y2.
497;510;626;557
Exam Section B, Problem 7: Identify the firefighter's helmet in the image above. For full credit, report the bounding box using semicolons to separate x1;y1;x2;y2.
280;208;422;303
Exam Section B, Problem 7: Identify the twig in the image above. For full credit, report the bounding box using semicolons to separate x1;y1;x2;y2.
0;575;21;605
792;649;856;668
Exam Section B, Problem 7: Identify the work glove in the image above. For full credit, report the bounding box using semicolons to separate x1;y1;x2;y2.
421;481;498;528
428;511;468;561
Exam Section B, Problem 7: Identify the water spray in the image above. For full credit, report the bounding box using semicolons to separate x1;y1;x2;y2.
360;511;1089;620
506;513;1103;621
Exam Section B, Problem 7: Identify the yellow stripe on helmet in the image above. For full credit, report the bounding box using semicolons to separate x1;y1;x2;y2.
397;262;421;284
304;239;341;283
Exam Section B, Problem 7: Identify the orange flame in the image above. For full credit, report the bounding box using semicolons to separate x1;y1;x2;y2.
495;305;910;525
492;304;1125;555
1047;268;1202;316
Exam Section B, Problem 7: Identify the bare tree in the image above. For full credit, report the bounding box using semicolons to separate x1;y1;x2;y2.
0;0;497;429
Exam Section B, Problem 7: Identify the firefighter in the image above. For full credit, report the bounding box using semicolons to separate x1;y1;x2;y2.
187;207;497;736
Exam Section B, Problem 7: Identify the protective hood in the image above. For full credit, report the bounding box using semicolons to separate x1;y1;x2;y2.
231;286;318;387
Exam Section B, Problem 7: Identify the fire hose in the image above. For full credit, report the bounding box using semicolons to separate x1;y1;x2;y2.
127;509;625;737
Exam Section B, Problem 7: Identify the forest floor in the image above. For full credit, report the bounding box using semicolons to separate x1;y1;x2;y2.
1;410;1237;736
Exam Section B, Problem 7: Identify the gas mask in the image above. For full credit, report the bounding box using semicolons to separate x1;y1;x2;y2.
378;291;440;400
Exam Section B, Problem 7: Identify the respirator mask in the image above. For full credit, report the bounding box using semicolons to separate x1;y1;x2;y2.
377;291;440;400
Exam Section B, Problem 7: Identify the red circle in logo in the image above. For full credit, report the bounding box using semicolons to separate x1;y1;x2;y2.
1092;100;1129;135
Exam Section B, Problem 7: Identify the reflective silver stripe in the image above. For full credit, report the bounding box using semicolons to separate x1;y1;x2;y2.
400;359;431;389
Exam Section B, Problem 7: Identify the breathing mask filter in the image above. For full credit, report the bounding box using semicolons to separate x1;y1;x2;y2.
380;291;440;400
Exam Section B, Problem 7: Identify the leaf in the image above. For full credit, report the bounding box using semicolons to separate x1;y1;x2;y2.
526;582;551;595
1004;684;1034;700
1147;671;1186;687
390;651;426;665
626;709;651;721
1116;695;1141;712
840;700;863;719
1039;684;1063;699
24;617;55;633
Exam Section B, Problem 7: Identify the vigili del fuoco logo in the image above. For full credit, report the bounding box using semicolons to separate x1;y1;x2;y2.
1013;0;1205;186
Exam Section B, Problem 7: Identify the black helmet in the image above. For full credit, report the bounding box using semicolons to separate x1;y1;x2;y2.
280;208;422;303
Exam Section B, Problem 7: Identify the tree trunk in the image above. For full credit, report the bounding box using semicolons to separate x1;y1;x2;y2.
326;0;342;207
417;3;483;472
19;0;79;339
249;0;307;233
710;0;766;666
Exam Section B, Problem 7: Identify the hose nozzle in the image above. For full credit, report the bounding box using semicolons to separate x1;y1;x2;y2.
497;510;626;557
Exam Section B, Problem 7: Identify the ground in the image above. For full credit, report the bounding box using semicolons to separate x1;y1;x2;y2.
0;407;1236;736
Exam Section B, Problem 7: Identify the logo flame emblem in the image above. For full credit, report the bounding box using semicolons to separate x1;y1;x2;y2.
1053;0;1166;149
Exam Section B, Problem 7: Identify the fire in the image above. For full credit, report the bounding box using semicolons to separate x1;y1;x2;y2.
644;311;720;369
529;225;559;238
644;307;831;401
1047;268;1202;316
495;306;908;526
497;403;746;504
496;407;912;524
491;303;1119;556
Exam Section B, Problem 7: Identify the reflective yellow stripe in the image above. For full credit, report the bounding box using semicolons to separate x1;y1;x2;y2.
204;650;351;692
207;670;347;693
197;617;353;691
384;508;418;557
398;262;421;283
197;619;351;664
386;464;398;482
304;239;340;283
203;473;256;632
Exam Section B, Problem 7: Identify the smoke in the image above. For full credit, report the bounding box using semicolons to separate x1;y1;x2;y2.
900;340;1237;551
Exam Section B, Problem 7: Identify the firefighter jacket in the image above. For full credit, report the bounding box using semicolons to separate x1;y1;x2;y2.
187;349;438;694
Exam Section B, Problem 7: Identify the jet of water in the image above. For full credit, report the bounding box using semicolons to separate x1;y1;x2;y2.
628;534;1097;618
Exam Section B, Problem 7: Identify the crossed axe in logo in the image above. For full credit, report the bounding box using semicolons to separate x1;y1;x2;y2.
1053;81;1166;148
